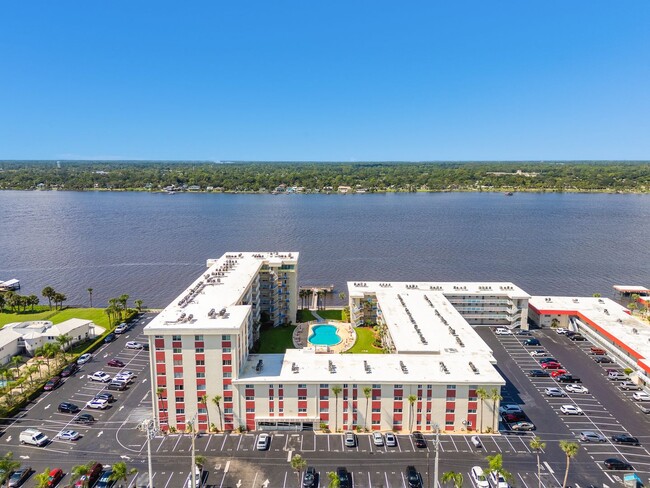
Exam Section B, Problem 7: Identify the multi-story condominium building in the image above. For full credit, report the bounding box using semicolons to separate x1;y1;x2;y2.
145;252;519;434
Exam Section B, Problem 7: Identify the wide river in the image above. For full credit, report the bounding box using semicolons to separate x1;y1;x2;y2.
1;191;649;308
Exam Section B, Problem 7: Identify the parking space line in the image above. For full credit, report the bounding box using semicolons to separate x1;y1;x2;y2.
155;436;166;452
221;434;228;451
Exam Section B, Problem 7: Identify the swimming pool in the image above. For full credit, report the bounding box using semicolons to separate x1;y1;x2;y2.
308;325;342;346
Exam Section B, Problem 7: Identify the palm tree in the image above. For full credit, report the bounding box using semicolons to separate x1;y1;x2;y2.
42;286;55;310
559;440;579;488
119;294;130;317
331;386;342;432
212;395;223;431
529;436;546;488
71;462;93;487
407;394;417;432
10;355;22;376
485;454;513;485
441;471;464;488
200;394;210;430
363;386;372;430
0;293;5;312
0;451;21;485
87;288;94;307
134;299;143;312
299;290;306;310
290;454;307;488
47;342;63;368
195;455;206;468
156;387;167;427
26;364;39;385
56;333;72;361
109;461;137;484
34;359;45;380
476;387;488;433
34;467;52;488
338;292;346;304
28;295;39;310
489;387;502;432
327;471;340;488
53;292;67;310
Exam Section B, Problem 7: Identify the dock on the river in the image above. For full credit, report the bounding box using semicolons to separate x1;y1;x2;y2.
0;278;20;291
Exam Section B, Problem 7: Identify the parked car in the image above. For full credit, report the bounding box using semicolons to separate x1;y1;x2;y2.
385;433;397;447
86;398;110;410
412;431;426;448
541;362;562;370
56;429;81;441
77;353;92;365
405;465;422;488
603;458;633;470
632;391;650;401
560;405;584;415
594;356;613;363
590;347;607;355
495;328;512;335
550;369;568;378
89;371;111;382
336;467;352;488
104;333;116;343
115;323;129;334
344;431;357;447
539;357;559;364
612;434;640;446
107;359;126;367
489;471;509;488
565;331;578;338
557;374;581;383
46;468;64;487
620;381;640;391
544;387;567;397
565;384;589;394
95;392;115;403
125;341;143;349
569;334;586;341
524;338;540;346
580;431;606;442
516;330;531;336
114;371;135;383
502;412;526;423
94;469;115;488
608;372;629;381
73;413;95;424
372;432;384;446
19;429;48;446
58;402;80;413
7;467;31;488
470;435;482;448
555;328;568;334
107;379;128;391
499;404;522;414
60;363;79;377
510;421;535;431
470;466;489;488
529;369;550;377
183;466;204;488
256;433;270;450
44;376;62;391
302;466;317;488
530;350;547;357
74;463;102;487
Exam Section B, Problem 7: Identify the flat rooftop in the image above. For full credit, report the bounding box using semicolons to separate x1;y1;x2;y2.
348;281;530;299
236;348;505;385
613;285;650;294
144;252;298;333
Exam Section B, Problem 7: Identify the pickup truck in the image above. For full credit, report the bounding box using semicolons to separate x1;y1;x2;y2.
557;374;582;383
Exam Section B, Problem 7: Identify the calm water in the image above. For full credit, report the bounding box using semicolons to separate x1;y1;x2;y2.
1;191;649;308
309;325;342;346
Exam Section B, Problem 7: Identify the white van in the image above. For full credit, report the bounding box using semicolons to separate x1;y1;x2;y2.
20;428;49;446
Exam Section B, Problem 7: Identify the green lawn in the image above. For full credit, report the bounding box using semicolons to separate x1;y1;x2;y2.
347;327;383;354
316;309;344;321
0;307;58;327
297;309;317;322
0;307;110;329
258;325;297;353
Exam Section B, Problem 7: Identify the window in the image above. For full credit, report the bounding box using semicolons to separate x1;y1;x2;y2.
245;384;254;388
174;384;184;391
222;335;231;341
173;348;182;354
196;360;205;366
445;408;455;413
372;408;380;413
155;335;163;339
372;395;381;401
198;408;207;414
223;360;231;365
298;408;307;413
394;384;403;389
176;408;185;414
224;372;232;378
246;396;255;401
224;384;232;390
298;384;306;388
195;347;204;353
173;360;182;366
394;396;402;401
417;384;423;389
321;407;328;413
246;408;255;413
175;397;184;403
195;335;203;341
372;419;380;425
278;384;283;388
468;409;477;413
372;384;381;388
298;396;307;401
469;396;477;402
156;358;165;364
445;420;454;426
172;335;181;341
223;347;231;353
446;385;456;390
417;408;422;413
446;396;455;402
321;395;328;400
224;408;233;414
394;408;402;413
279;408;284;413
197;384;206;391
174;372;183;378
343;384;348;388
320;384;328;388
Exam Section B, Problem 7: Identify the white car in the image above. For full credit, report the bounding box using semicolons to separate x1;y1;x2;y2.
530;350;547;357
470;466;489;488
256;433;270;450
544;387;566;397
495;327;512;335
565;384;589;394
560;405;583;415
372;432;384;446
579;431;606;442
489;471;509;488
89;371;111;383
555;328;567;334
77;353;92;365
620;381;640;391
115;323;129;334
385;433;397;447
56;429;81;441
86;398;109;409
470;435;482;448
184;466;204;488
499;404;522;414
125;341;144;349
114;371;135;383
633;391;650;401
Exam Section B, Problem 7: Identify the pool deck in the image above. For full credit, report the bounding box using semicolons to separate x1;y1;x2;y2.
293;318;356;353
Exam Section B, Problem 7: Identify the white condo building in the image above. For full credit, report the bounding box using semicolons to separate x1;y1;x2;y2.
145;252;529;434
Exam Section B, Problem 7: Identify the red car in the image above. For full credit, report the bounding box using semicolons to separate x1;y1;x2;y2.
44;376;63;391
107;359;125;367
551;369;568;377
47;468;64;487
541;362;562;370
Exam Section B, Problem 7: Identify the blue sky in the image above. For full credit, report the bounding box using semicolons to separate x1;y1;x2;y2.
1;1;649;161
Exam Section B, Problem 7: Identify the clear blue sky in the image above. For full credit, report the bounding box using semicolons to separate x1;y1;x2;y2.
1;1;649;161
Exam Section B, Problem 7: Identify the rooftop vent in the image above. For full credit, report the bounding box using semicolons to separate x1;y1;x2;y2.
292;362;299;373
255;359;264;373
328;360;337;373
364;360;372;374
439;362;450;374
469;361;479;374
399;361;409;374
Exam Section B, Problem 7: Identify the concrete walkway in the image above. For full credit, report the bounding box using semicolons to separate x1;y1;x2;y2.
310;310;326;322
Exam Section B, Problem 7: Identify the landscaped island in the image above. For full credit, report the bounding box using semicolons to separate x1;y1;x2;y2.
1;161;649;193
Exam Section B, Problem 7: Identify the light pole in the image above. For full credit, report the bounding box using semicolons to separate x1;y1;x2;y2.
433;424;440;488
188;413;198;488
146;419;155;488
426;451;430;488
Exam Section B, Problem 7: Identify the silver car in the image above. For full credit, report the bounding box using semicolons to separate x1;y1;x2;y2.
580;431;606;442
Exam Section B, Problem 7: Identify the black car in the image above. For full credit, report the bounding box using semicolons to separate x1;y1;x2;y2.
557;375;581;383
570;334;586;341
594;356;613;363
104;333;117;343
524;338;541;346
405;465;423;488
529;370;550;377
603;458;633;470
565;331;578;338
412;431;426;448
60;363;79;377
539;357;559;363
516;330;531;335
337;467;352;488
95;392;115;403
302;466;317;488
612;434;640;446
58;402;80;413
73;413;95;424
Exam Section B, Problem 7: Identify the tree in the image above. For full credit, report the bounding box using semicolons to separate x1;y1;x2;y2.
109;461;137;484
26;364;39;385
299;289;306;309
42;286;55;310
56;333;72;361
53;292;67;310
441;471;464;488
489;388;502;432
71;462;94;487
327;471;340;488
34;467;52;488
338;292;346;304
119;294;130;316
87;288;93;307
363;386;372;430
212;394;223;431
485;454;513;485
10;355;22;375
0;293;5;312
200;394;210;430
134;299;143;312
331;386;342;432
290;454;307;488
407;394;417;431
476;387;488;432
0;451;21;485
550;318;560;329
592;293;601;298
28;294;39;310
559;440;579;488
156;387;167;427
529;436;546;488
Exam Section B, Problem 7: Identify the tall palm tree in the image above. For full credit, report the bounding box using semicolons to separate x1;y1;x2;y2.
407;394;417;432
71;462;93;487
441;471;464;488
529;436;546;488
156;387;167;427
34;467;52;488
327;471;340;488
109;461;137;484
290;454;307;488
56;334;72;361
476;387;488;433
87;288;94;308
559;440;579;488
212;395;223;431
134;299;143;312
0;452;21;485
10;355;22;376
485;454;513;486
489;387;502;432
42;286;55;310
34;360;45;380
299;290;306;310
119;294;130;317
331;386;342;432
200;394;210;431
53;292;67;310
363;387;372;430
28;295;39;310
0;293;5;312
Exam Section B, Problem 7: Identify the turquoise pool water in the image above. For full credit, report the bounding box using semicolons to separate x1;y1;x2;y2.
309;325;342;346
